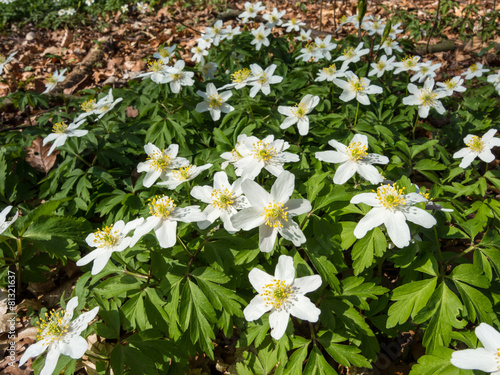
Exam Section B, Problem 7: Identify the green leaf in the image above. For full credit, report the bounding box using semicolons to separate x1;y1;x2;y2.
413;281;467;353
23;216;91;241
387;278;437;328
351;227;387;275
414;159;446;171
303;347;337;375
409;346;472;375
284;340;310;374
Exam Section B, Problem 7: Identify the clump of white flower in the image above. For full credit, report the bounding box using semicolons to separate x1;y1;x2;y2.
136;1;150;14
43;68;67;94
453;129;500;169
43;119;88;156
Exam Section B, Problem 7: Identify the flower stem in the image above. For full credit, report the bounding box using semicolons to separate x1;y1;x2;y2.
412;113;420;139
433;227;444;264
68;140;92;168
177;235;193;258
244;87;255;120
16;237;22;297
353;101;360;127
186;236;210;274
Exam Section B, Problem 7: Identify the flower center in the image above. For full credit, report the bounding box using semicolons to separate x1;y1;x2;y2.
52;122;68;134
375;184;406;209
348;77;366;93
419;89;438;106
376;61;386;70
148;60;165;72
342;47;355;59
231;68;252;83
147;149;172;172
251;141;277;161
466;135;484;152
149;195;176;218
211;188;235;209
347;141;368;161
255;32;264;41
159;48;171;59
81;99;96;112
36;309;70;344
291;18;297;25
470;64;478;72
262;201;288;227
94;224;120;248
173;165;193;181
257;73;268;85
261;279;293;309
47;74;57;85
401;55;418;68
270;15;278;22
445;79;456;89
323;64;337;76
208;93;223;108
171;72;182;80
306;43;316;52
0;55;5;64
291;102;308;118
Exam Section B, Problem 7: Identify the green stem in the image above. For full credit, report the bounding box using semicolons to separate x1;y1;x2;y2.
186;236;210;275
353;101;360;127
16;237;22;297
406;73;409;96
177;235;193;257
412;113;420;139
5;240;16;258
68;140;92;168
244;87;255;120
434;227;444;264
445;244;475;266
123;269;149;279
309;322;317;344
85;350;110;362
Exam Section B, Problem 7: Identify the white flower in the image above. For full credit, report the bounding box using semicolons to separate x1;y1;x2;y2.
334;71;383;105
389;22;404;39
295;29;312;42
62;7;76;16
137;143;189;187
203;20;227;46
201;61;217;80
43;68;67;94
393;55;421;75
76;89;123;122
487;70;500;92
120;4;128;12
315;63;346;82
76;219;144;274
248;63;283;98
220;134;251;169
19;297;99;375
58;9;66;16
436;76;467;96
368;55;396;78
315;134;389;184
410;60;441;83
0;51;17;76
251;23;271;51
221;67;255;90
137;2;149;13
191;171;250;233
243;255;321;340
278;94;320;136
191;39;210;63
136;59;169;84
334;42;369;70
131;196;205;248
296;43;321;62
232;135;299;180
402;78;446;118
374;39;402;56
195;83;234;121
0;206;18;234
462;62;489;80
363;17;386;36
223;25;241;40
351;183;437;248
314;35;337;60
453;129;500;169
43;119;88;156
451;323;500;374
239;1;265;22
157;163;212;189
232;172;311;252
165;60;195;93
262;7;286;28
282;18;305;32
153;45;176;64
85;0;94;6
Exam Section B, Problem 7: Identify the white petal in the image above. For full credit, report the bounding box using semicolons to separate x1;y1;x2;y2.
60;335;88;359
19;341;47;366
384;210;410;248
289;295;321;322
91;250;113;275
315;150;349;164
476;323;500;352
293;275;322;294
357;163;385;184
244;295;272;321
271;171;294;203
353;207;385;239
333;161;357;185
478;149;495;163
259;224;279;253
269;310;290;340
40;348;61;375
248;267;274;293
274;255;295;284
286;199;312;217
231;207;266;230
278;220;306;247
402;207;437;228
450;348;498;372
350;192;379;206
70;307;99;334
242;179;271;207
155;220;177;248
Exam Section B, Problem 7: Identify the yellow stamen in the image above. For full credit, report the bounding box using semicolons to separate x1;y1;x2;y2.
211;188;235;209
261;279;293;309
94;224;120;248
81;99;96;112
322;64;337;75
342;47;355;59
52;122;68;134
251;140;277;161
469;64;478;72
466;135;483;153
36;309;70;344
375;183;406;209
262;201;288;228
172;165;193;181
291;102;308;118
401;55;418;68
231;68;252;83
208;93;223;108
147;149;172;172
149;195;176;218
444;79;456;89
418;89;438;106
347;141;368;161
348;77;366;92
148;60;165;72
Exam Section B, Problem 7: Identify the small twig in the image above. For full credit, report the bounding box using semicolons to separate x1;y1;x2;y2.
319;0;324;31
426;0;442;54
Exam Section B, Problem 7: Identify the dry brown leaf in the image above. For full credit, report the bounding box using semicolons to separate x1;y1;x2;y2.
126;106;139;118
24;135;59;173
61;28;73;48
